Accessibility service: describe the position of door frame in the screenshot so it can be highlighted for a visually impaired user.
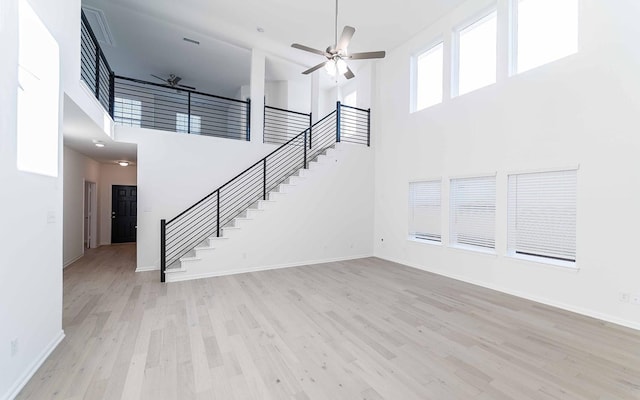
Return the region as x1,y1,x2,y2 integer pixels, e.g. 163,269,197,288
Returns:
83,180,98,249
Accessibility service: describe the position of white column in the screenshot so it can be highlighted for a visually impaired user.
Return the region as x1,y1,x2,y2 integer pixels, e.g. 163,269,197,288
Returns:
310,72,320,123
249,49,265,143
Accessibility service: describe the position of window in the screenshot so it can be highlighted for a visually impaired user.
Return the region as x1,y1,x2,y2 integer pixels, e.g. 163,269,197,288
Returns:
17,0,60,177
114,98,142,127
176,113,201,134
455,10,497,96
507,169,577,266
450,176,496,250
409,181,441,242
414,42,443,111
515,0,578,74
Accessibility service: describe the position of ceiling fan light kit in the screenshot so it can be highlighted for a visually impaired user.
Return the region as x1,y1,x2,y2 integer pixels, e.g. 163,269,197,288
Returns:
291,0,386,80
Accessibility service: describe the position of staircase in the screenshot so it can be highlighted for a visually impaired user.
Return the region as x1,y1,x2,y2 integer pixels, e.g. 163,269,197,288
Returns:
160,102,371,282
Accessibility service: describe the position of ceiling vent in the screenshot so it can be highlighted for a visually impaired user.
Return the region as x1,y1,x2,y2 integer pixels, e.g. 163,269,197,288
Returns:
82,6,115,46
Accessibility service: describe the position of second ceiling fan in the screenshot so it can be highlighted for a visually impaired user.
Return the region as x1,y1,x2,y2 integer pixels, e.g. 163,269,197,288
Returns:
291,0,386,79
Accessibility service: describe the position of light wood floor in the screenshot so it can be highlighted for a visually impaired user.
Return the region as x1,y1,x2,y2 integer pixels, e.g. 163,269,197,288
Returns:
17,244,640,399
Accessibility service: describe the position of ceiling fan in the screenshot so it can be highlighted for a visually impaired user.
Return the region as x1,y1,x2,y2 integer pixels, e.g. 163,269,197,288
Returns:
150,73,196,90
291,0,385,79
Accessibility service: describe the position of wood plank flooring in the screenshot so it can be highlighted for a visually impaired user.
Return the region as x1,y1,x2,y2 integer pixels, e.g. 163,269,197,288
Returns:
17,244,640,399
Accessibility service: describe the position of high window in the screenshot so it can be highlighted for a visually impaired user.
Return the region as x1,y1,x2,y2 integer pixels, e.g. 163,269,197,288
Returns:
414,42,444,111
515,0,579,74
507,169,577,266
455,10,497,96
450,176,496,250
409,181,442,242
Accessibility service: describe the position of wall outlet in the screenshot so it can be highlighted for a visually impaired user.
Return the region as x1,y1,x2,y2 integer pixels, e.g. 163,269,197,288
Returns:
631,293,640,305
11,339,18,357
619,292,630,303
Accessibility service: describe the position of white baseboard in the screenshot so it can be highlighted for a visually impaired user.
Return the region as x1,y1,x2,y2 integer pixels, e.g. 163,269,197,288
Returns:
166,254,374,283
378,255,640,332
63,254,83,268
2,330,65,400
135,265,158,272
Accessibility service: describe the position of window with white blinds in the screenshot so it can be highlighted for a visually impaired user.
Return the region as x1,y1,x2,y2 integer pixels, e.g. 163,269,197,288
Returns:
508,169,577,265
409,181,441,242
450,176,496,249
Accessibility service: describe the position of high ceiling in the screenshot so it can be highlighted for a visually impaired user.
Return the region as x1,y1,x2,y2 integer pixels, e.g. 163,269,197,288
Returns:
82,0,467,96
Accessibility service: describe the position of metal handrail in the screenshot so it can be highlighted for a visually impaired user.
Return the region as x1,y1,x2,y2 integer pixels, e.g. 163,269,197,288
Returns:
160,103,372,282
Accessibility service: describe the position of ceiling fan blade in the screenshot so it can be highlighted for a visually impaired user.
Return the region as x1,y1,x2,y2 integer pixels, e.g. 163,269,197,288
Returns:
337,26,355,51
172,76,182,85
348,51,386,60
292,43,328,57
150,74,167,82
302,61,327,75
343,65,355,80
178,84,196,90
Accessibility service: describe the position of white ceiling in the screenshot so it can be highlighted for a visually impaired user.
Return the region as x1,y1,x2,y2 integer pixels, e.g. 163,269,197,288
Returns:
81,0,467,95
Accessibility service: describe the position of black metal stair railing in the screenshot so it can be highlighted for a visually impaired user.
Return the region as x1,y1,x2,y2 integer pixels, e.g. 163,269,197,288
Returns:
160,102,371,282
113,76,250,141
264,105,312,145
81,11,114,114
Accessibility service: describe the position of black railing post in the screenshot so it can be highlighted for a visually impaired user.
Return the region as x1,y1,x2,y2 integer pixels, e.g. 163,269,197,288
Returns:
187,92,191,134
160,219,166,283
367,108,371,147
303,129,308,169
336,101,341,143
263,159,267,200
309,112,313,149
246,98,251,141
109,72,115,118
94,49,101,99
216,191,220,237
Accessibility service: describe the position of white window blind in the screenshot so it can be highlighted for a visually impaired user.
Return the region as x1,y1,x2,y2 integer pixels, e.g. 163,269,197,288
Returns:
176,113,201,134
508,170,577,263
450,176,496,249
409,181,441,242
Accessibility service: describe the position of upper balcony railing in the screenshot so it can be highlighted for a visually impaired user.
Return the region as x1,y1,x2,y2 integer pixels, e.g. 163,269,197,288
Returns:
80,11,250,141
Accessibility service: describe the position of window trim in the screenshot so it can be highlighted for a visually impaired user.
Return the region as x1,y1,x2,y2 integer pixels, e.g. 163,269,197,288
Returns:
448,174,497,252
506,167,578,269
452,6,498,98
411,38,444,113
408,179,442,243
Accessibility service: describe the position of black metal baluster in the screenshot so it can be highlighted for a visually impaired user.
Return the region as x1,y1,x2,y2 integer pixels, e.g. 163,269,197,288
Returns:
263,159,267,200
160,219,166,283
216,191,220,237
187,92,191,134
109,72,115,118
304,129,308,169
309,112,313,149
367,108,371,147
336,101,341,143
246,98,251,141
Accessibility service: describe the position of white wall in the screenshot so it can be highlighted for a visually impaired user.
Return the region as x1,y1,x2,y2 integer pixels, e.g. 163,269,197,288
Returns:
170,144,375,281
373,0,640,329
97,163,137,246
62,147,100,266
0,0,65,398
116,127,278,270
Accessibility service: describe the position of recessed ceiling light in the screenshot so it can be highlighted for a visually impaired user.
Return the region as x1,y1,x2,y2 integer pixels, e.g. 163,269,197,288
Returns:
94,141,105,148
118,161,129,167
256,27,265,33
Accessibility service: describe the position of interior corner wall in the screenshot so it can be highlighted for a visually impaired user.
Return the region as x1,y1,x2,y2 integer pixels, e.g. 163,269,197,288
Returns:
98,163,137,246
373,0,640,330
63,146,100,267
115,127,278,271
0,0,64,398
